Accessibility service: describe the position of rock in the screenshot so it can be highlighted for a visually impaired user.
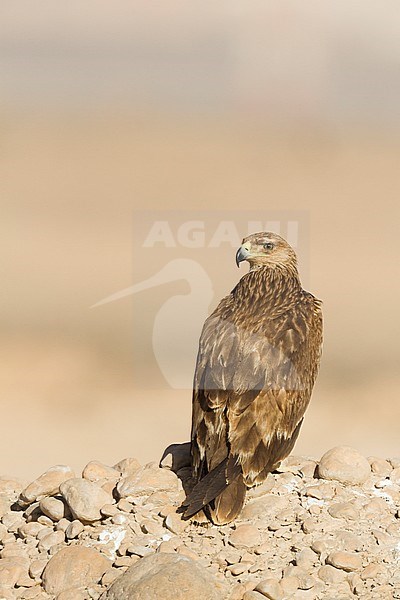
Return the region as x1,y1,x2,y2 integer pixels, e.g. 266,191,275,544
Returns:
42,546,111,595
39,496,68,521
0,585,17,600
117,465,180,499
369,457,393,477
101,552,219,599
113,458,141,477
64,519,84,540
326,551,363,572
0,558,23,586
305,483,335,500
328,502,358,520
318,447,370,485
280,576,299,595
60,478,112,522
82,461,120,482
160,443,191,472
17,521,45,539
100,504,118,518
117,499,133,513
2,512,24,532
102,568,121,586
360,563,385,580
0,477,25,496
29,559,47,579
227,562,252,576
0,496,10,519
295,548,317,569
230,525,261,549
254,578,284,599
37,529,65,552
165,512,188,535
20,466,75,504
241,495,287,520
318,565,346,584
56,587,87,600
390,467,400,485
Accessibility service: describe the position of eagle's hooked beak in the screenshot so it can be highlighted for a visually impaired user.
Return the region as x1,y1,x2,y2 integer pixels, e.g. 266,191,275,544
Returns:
236,244,251,267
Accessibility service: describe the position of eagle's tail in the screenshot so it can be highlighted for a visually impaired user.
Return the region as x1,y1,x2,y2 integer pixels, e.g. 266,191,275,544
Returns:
179,455,246,525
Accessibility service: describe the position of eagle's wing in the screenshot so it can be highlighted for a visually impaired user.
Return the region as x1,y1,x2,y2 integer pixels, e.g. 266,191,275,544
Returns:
185,292,322,521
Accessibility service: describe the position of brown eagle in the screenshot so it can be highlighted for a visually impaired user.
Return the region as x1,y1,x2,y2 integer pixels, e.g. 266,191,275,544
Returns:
180,232,323,525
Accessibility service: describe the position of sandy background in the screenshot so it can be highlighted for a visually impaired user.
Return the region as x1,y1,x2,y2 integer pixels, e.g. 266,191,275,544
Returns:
1,2,399,479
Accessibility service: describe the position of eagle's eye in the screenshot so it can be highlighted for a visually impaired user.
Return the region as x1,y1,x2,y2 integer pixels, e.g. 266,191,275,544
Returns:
263,242,274,250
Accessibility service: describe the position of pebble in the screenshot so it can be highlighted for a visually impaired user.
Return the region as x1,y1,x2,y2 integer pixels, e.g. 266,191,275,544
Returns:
240,495,287,520
369,457,393,477
55,518,71,532
227,562,252,576
0,559,23,587
60,478,112,522
326,551,363,572
280,576,299,595
164,512,188,535
318,446,371,484
328,502,358,520
117,499,133,513
113,458,141,477
390,467,400,485
37,530,65,552
65,519,84,539
229,525,261,548
318,564,347,583
18,522,45,539
82,461,120,482
29,559,47,579
39,496,68,521
254,578,284,599
360,563,385,580
116,465,180,499
100,504,119,518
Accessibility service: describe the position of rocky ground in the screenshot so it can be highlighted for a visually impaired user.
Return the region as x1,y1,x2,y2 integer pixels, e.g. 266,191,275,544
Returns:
1,445,400,599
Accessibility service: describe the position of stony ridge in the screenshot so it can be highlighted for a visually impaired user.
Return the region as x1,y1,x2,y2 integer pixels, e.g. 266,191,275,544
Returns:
1,446,400,599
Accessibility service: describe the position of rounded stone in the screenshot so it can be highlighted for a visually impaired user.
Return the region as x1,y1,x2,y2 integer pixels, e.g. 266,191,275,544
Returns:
20,466,75,504
326,551,363,572
60,478,112,523
229,525,261,549
42,546,111,595
254,578,284,599
318,447,371,485
101,552,219,600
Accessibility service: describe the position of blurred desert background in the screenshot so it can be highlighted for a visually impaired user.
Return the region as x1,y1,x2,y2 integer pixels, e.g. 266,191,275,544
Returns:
1,1,399,480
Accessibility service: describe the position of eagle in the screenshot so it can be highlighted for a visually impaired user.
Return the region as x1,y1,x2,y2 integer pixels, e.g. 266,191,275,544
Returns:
180,232,323,525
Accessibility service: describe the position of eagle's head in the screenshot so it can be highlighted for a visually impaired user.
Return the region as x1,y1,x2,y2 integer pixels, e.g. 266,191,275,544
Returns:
236,232,298,271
